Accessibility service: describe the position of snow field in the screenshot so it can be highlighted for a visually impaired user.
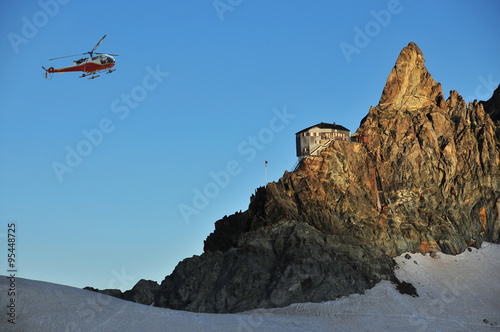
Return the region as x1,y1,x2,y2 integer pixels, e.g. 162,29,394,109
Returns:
1,243,499,331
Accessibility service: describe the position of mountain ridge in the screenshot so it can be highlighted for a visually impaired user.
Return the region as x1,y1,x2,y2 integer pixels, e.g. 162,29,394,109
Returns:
87,42,500,313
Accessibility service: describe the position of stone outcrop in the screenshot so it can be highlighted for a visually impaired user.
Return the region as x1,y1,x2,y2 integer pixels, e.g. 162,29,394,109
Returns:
481,84,500,152
89,42,500,313
85,279,160,305
378,42,445,111
156,220,393,312
482,84,500,122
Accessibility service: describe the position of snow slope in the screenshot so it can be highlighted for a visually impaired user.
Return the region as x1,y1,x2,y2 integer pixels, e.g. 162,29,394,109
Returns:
1,243,499,332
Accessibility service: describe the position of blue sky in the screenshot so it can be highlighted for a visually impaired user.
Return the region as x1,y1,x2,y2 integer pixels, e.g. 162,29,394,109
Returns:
1,1,499,291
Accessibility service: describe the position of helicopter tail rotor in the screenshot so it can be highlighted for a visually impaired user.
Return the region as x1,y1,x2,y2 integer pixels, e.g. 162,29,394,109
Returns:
42,66,54,80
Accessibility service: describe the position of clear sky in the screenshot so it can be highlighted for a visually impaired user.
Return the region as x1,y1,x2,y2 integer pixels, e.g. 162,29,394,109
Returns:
1,1,499,291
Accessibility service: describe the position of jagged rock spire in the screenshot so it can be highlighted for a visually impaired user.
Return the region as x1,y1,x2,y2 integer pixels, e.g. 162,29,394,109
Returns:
379,42,445,110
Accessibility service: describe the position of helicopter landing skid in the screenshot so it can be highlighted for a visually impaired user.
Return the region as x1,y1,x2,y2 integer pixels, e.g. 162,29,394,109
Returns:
79,69,113,79
79,73,99,79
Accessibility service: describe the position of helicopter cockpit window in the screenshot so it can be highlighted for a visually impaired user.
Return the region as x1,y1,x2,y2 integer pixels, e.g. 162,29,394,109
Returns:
97,55,114,64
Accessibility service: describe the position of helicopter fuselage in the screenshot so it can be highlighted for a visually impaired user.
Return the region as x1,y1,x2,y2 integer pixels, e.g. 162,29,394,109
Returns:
46,54,115,74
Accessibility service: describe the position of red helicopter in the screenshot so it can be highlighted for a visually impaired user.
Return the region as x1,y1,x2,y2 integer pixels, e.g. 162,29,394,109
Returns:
42,35,118,80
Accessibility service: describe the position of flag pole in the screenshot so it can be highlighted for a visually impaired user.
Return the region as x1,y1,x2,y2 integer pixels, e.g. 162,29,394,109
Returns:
265,161,268,185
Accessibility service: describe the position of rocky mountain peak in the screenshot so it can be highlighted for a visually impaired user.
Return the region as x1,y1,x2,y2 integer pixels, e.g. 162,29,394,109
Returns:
89,43,500,314
379,42,445,110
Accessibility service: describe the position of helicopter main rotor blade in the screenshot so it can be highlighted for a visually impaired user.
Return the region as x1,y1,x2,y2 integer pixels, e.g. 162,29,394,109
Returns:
95,52,119,56
47,35,110,61
48,53,87,61
92,35,107,53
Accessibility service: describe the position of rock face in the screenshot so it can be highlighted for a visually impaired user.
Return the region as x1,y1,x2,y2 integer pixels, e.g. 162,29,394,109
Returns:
481,84,500,151
482,84,500,122
156,220,394,312
378,42,445,111
92,42,500,313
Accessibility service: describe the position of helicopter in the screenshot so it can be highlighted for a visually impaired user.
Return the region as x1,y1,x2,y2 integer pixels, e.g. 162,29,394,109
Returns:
42,35,118,80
